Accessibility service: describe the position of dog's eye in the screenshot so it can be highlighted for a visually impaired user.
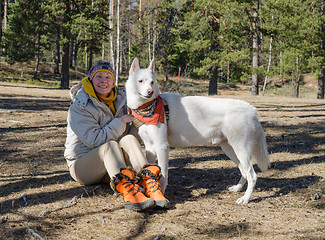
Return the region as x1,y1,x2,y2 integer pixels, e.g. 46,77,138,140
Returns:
151,81,154,85
138,80,143,83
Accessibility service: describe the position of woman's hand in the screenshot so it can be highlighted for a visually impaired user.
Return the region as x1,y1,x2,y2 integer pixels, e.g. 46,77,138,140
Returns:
120,114,135,123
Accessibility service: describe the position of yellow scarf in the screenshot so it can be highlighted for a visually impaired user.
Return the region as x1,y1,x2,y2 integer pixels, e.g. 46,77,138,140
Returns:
81,77,117,114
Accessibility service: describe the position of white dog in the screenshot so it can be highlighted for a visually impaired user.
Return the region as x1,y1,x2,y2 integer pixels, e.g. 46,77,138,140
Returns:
125,58,270,204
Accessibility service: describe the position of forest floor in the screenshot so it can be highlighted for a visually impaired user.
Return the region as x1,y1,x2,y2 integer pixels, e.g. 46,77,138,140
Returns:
0,69,324,239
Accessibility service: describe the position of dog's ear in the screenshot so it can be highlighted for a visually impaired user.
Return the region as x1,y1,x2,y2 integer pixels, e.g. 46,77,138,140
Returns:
129,58,140,76
148,58,155,72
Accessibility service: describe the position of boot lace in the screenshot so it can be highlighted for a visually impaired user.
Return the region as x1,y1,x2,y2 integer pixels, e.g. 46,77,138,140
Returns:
145,177,161,194
123,178,142,196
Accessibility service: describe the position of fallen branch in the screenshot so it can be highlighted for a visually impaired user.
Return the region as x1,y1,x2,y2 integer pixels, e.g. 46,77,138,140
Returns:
38,186,100,217
38,196,78,217
26,227,45,240
21,194,28,206
154,227,166,240
0,109,33,113
95,215,105,224
0,118,27,124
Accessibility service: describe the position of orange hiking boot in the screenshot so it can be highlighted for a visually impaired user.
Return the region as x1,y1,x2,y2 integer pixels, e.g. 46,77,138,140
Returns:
139,164,171,208
110,168,155,211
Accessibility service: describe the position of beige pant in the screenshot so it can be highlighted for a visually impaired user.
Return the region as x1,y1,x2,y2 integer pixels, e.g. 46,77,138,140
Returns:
69,134,147,185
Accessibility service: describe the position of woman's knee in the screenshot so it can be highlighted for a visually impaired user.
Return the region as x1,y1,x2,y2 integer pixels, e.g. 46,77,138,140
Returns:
69,163,97,185
99,140,120,156
119,134,140,147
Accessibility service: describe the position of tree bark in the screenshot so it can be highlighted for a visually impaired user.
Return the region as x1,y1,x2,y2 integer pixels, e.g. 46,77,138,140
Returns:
4,0,7,30
102,34,105,60
89,50,93,70
54,26,60,74
318,69,325,99
208,66,218,95
115,0,120,86
84,43,88,71
34,53,40,79
251,0,259,95
207,13,220,95
33,34,41,79
74,32,80,71
61,41,70,89
0,0,2,50
148,22,151,62
69,37,74,68
60,0,70,89
263,36,272,95
109,0,114,66
317,0,325,99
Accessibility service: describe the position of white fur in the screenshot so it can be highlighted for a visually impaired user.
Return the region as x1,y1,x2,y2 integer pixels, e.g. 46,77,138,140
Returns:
126,58,270,205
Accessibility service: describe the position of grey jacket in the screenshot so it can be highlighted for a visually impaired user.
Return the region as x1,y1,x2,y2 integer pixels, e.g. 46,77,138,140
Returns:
64,82,130,166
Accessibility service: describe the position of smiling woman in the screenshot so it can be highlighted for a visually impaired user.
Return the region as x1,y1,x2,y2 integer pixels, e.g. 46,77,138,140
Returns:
64,60,170,211
92,71,114,98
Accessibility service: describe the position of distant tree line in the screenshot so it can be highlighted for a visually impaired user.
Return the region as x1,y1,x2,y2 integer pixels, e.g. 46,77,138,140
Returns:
0,0,324,98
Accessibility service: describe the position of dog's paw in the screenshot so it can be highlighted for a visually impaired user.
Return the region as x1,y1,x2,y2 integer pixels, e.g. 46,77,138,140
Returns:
228,185,243,192
235,196,249,205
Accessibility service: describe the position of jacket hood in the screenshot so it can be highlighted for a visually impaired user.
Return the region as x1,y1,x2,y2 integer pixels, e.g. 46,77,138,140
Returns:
69,81,126,114
69,81,83,100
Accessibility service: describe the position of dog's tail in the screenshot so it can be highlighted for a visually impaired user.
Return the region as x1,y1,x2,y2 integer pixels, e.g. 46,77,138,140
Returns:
253,123,270,172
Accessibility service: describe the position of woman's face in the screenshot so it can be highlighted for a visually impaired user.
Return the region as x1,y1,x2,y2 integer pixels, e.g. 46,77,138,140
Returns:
92,71,114,97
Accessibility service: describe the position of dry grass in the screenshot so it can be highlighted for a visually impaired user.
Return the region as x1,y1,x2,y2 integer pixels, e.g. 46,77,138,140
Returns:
0,77,324,240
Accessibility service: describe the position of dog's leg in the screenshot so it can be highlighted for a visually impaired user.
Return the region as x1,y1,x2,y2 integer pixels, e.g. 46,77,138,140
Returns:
236,165,256,204
156,143,169,193
228,176,247,192
220,142,247,192
233,149,257,205
145,148,157,164
221,142,257,204
138,128,157,164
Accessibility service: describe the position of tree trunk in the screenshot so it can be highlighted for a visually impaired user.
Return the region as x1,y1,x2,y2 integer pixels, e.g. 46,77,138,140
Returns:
34,53,40,79
61,42,70,89
0,0,2,54
263,36,272,95
227,61,230,84
74,33,79,71
119,46,122,74
89,50,93,70
153,25,156,62
33,35,41,79
251,0,259,95
139,0,142,21
317,0,325,99
293,56,301,98
84,43,88,71
208,66,218,95
148,21,151,62
1,0,8,61
109,0,114,66
54,27,60,74
115,0,120,86
280,52,284,86
128,38,131,66
60,0,70,89
69,37,74,68
102,34,105,60
4,0,7,30
318,69,325,99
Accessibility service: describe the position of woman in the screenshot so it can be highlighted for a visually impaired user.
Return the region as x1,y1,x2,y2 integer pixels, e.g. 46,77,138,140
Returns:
64,60,170,211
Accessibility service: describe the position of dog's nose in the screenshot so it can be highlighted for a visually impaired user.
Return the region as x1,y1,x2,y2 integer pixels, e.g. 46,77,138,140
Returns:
147,89,153,95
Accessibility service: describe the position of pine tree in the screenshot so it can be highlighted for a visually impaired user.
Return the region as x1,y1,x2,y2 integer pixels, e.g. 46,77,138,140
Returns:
2,0,53,78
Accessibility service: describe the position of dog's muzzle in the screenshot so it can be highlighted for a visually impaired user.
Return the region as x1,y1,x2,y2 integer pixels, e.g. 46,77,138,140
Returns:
139,92,154,99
